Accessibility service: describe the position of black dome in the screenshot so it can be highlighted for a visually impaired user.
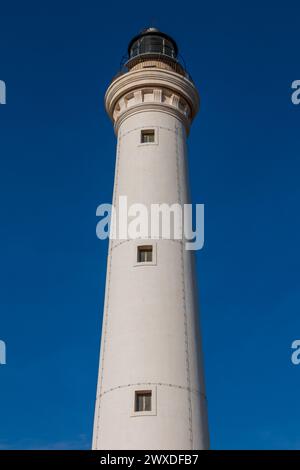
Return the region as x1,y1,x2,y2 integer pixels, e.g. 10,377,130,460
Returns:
127,28,178,60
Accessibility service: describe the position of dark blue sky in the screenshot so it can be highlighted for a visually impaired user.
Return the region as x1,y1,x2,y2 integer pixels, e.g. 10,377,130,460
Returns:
0,0,299,450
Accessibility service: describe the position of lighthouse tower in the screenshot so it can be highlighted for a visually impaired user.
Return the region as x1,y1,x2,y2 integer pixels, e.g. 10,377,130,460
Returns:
92,28,209,450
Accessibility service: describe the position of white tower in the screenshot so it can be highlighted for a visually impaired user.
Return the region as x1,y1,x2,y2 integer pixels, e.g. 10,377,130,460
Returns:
93,28,209,450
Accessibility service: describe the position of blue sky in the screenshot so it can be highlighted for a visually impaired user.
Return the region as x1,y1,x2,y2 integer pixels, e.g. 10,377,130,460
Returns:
0,0,299,450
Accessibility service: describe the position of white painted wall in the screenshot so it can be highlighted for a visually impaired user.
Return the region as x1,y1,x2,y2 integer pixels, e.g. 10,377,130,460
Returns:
93,69,209,450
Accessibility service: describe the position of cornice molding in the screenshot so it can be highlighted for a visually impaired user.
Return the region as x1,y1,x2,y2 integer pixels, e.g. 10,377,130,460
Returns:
105,68,200,133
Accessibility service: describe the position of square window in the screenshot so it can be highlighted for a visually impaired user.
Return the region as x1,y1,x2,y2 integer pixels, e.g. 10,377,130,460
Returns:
141,129,155,143
135,391,152,412
137,245,153,263
130,385,157,417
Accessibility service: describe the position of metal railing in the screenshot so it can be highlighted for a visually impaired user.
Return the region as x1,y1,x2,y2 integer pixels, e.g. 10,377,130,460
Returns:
111,53,193,83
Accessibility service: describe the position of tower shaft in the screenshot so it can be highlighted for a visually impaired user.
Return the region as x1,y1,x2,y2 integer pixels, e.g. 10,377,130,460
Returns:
93,29,209,450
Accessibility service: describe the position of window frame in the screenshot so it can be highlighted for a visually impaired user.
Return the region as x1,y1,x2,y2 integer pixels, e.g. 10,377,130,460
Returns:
135,390,152,413
137,245,153,263
134,241,157,267
131,385,157,417
138,127,159,147
141,129,155,144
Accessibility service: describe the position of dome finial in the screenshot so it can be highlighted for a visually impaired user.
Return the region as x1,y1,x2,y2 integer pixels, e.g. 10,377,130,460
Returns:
143,26,160,33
